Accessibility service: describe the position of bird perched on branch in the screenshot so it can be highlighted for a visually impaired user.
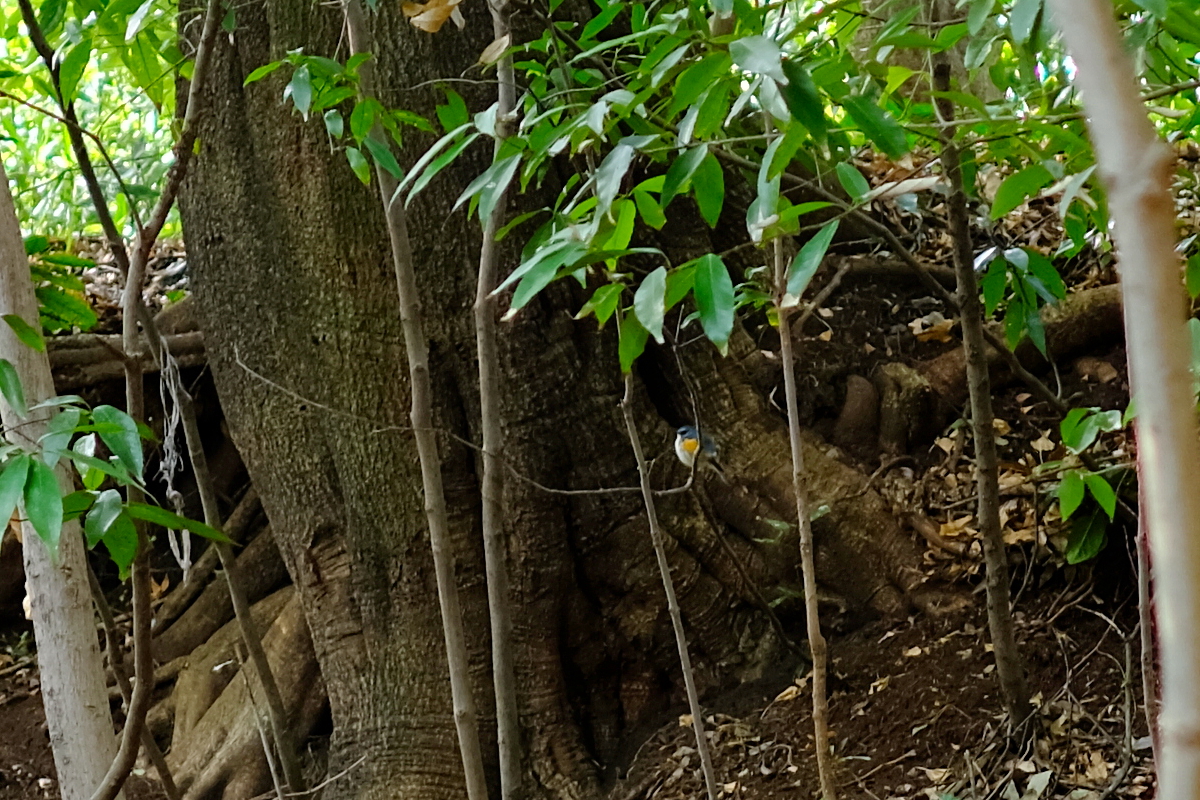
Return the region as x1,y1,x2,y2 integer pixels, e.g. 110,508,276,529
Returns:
675,425,722,475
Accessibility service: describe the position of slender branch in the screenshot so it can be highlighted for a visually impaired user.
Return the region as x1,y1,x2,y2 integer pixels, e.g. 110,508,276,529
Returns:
342,3,489,797
85,564,181,800
619,371,719,800
774,240,837,800
176,380,305,791
475,0,522,795
932,47,1032,730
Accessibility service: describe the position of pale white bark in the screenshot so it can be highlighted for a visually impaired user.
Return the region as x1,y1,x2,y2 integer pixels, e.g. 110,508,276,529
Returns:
1047,2,1200,797
0,161,120,799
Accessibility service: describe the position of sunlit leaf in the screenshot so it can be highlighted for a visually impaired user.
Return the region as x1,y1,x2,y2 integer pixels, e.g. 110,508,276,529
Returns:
633,266,668,344
2,316,44,353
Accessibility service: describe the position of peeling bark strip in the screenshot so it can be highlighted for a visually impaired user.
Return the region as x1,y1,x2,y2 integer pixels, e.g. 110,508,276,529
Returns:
1048,0,1200,795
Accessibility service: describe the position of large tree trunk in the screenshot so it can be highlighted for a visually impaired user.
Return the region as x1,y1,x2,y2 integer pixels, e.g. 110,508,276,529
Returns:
177,2,940,798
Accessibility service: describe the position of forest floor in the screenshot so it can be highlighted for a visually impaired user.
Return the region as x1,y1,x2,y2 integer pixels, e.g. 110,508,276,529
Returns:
0,574,1151,800
617,582,1153,800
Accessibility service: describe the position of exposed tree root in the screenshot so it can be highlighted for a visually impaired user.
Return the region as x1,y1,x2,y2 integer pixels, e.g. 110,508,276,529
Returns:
153,527,287,662
920,284,1123,407
164,586,324,800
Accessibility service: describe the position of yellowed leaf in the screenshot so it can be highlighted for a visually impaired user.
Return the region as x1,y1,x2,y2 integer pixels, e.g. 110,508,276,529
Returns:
478,33,511,65
773,684,800,703
402,0,464,33
817,329,833,341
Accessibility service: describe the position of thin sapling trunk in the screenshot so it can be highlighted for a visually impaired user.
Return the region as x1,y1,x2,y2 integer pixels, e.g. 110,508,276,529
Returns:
932,55,1032,730
1048,1,1200,795
342,2,489,797
474,0,523,795
773,240,837,800
619,372,718,800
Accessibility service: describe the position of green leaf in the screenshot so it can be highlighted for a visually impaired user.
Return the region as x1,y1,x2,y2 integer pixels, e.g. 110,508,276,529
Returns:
71,434,105,491
633,190,667,229
24,459,63,555
694,254,734,354
102,513,139,579
2,316,44,352
287,64,313,119
92,405,143,478
990,164,1053,218
618,312,649,374
981,257,1007,315
662,145,708,207
665,265,696,310
324,109,344,139
1060,407,1103,454
1065,509,1107,564
59,38,92,106
41,407,81,469
401,127,477,204
780,60,826,144
594,141,637,216
436,88,470,132
633,266,668,344
669,53,733,116
835,162,870,202
459,154,520,222
968,0,993,35
244,60,284,85
125,502,231,543
23,236,50,256
575,284,623,326
350,98,379,142
1186,254,1200,300
36,287,98,331
62,490,94,521
477,154,520,224
692,154,725,227
730,35,785,83
84,489,123,548
1009,0,1043,45
841,95,908,158
346,147,371,184
1084,473,1117,520
1132,0,1166,16
787,220,839,298
1058,469,1085,520
0,359,27,419
125,0,155,40
363,138,403,181
0,457,30,535
508,243,590,311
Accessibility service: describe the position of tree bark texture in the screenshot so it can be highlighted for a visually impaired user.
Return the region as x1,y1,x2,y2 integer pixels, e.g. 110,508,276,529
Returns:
177,2,948,797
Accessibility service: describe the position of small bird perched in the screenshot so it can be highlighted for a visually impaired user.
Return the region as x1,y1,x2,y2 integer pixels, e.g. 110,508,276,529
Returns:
675,425,719,470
